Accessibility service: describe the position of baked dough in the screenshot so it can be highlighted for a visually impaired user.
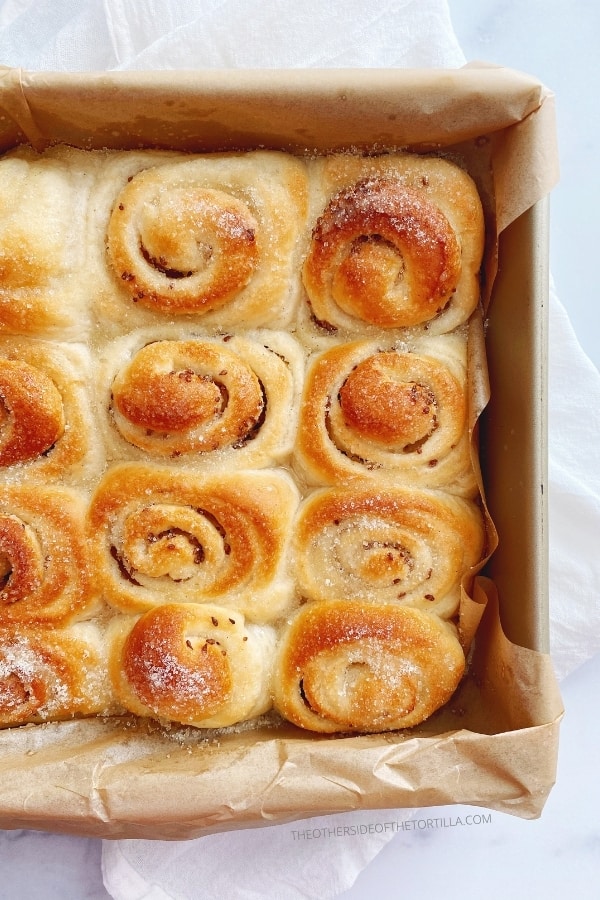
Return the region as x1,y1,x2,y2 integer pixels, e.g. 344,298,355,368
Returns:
0,622,113,727
293,485,486,619
0,144,487,734
91,150,309,336
108,603,275,728
0,337,100,486
87,463,299,623
293,331,477,496
0,483,98,627
98,326,304,471
273,599,465,733
0,145,97,340
300,152,484,345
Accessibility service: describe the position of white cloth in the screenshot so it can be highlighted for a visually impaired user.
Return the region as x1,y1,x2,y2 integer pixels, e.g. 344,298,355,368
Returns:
102,809,415,900
548,281,600,679
1,1,599,897
0,0,465,69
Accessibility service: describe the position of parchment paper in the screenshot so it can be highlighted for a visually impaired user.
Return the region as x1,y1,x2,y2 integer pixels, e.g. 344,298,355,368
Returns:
0,63,563,837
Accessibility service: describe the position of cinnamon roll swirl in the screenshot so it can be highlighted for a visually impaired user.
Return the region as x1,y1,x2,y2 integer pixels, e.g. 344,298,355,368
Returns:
88,464,298,623
301,152,484,341
293,486,485,619
108,603,275,728
0,621,113,727
0,484,97,627
273,600,465,733
293,333,477,496
98,151,308,333
0,145,96,340
0,338,99,485
101,327,304,470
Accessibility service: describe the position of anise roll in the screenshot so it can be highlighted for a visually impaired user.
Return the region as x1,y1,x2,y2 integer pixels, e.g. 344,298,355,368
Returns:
0,622,113,727
293,485,485,619
100,327,303,470
300,152,484,343
0,145,97,340
95,150,308,334
108,603,275,728
273,600,465,734
0,337,100,485
88,464,298,623
293,333,477,496
0,484,97,627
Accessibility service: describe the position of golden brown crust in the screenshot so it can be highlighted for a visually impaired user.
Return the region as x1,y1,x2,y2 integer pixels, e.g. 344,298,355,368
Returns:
293,485,486,619
87,464,299,622
93,150,309,335
0,338,100,486
293,332,477,496
107,179,260,315
0,359,64,467
0,622,113,727
273,600,465,733
304,177,462,328
99,327,304,470
0,145,487,734
108,603,275,728
0,484,98,627
300,152,484,343
0,145,97,340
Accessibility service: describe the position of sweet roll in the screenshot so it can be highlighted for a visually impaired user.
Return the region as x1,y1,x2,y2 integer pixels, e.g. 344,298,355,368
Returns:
100,326,304,469
0,145,97,340
108,603,274,728
0,621,113,727
293,485,485,619
0,483,97,627
88,464,298,622
273,599,465,733
293,333,477,496
94,150,308,334
0,337,100,486
300,152,484,343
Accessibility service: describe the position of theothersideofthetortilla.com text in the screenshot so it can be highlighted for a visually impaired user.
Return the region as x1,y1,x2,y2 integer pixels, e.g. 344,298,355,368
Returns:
291,814,492,840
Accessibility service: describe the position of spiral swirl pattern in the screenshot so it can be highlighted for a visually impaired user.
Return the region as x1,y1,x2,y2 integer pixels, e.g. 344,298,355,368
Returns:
0,338,99,486
0,485,95,626
108,177,259,315
109,603,275,728
273,600,465,733
301,152,484,340
106,330,303,468
88,464,298,622
304,177,461,329
104,152,309,328
294,334,476,496
293,486,485,619
0,359,64,468
0,623,111,727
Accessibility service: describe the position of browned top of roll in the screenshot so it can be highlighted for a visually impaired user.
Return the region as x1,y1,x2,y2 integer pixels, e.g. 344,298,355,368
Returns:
0,623,111,726
273,600,465,733
0,484,96,626
0,358,65,468
110,339,264,455
303,177,462,329
107,174,260,316
87,463,298,622
109,603,275,728
118,604,233,723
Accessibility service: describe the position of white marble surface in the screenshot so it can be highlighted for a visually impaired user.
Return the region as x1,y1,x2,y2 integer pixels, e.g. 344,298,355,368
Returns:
450,0,600,373
1,2,599,897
